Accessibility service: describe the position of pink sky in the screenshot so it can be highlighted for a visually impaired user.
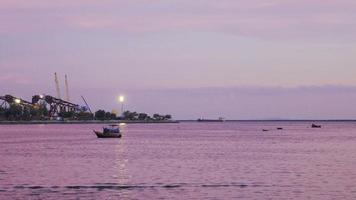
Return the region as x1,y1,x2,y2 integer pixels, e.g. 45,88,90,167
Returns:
1,0,356,119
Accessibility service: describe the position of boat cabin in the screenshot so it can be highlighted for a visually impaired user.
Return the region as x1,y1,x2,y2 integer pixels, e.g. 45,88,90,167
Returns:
103,125,120,133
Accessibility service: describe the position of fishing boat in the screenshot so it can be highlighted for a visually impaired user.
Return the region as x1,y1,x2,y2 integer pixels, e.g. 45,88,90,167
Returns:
311,123,321,128
93,125,122,138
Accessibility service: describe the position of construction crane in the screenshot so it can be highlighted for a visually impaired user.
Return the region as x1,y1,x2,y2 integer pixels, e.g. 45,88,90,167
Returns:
54,72,61,99
0,95,34,109
32,95,79,117
65,74,70,102
81,96,93,114
0,96,6,108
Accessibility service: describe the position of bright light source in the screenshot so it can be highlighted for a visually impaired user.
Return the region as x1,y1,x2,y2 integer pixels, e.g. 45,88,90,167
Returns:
119,95,125,103
14,99,21,104
39,94,44,98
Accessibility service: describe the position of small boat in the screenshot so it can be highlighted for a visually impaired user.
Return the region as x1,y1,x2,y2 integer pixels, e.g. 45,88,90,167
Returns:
277,127,283,130
311,123,321,128
262,129,269,132
197,117,225,122
93,125,122,138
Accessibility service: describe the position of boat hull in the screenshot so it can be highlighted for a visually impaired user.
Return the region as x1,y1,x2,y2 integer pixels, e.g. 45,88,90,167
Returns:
197,119,224,122
311,124,322,128
94,131,122,138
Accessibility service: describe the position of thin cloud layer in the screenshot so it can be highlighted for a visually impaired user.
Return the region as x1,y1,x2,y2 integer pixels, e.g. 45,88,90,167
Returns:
0,73,33,85
1,0,356,40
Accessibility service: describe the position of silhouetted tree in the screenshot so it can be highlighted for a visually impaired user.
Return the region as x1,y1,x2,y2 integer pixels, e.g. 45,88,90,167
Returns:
6,105,22,121
153,113,162,120
22,107,31,121
138,113,148,120
123,111,139,120
110,113,117,120
95,110,106,120
30,103,49,120
75,111,94,120
105,112,112,120
164,115,172,120
0,107,6,120
58,111,75,119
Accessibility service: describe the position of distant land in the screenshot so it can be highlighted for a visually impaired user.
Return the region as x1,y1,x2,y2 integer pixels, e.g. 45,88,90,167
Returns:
0,120,179,125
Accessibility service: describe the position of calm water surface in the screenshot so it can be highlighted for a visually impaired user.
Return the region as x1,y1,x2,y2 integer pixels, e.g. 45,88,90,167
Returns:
1,121,356,199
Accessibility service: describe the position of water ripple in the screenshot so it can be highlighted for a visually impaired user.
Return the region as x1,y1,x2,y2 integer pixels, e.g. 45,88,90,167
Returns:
11,182,254,192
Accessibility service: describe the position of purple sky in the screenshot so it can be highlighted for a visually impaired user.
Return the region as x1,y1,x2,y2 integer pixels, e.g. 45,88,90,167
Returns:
1,0,356,119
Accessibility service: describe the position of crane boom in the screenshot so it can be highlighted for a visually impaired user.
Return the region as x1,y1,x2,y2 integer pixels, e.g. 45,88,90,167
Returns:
81,96,93,114
65,74,70,101
54,72,61,99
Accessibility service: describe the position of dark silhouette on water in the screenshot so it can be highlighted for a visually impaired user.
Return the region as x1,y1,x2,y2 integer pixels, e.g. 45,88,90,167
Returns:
197,117,225,122
93,125,122,138
311,124,321,128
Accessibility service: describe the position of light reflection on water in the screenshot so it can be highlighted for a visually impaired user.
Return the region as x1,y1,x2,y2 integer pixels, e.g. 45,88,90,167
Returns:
1,121,356,199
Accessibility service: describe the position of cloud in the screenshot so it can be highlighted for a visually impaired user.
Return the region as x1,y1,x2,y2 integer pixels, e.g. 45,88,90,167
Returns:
0,73,33,85
1,0,356,41
0,0,118,9
69,16,116,29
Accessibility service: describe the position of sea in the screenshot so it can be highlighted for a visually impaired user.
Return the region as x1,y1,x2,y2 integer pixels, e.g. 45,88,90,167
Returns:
1,121,356,199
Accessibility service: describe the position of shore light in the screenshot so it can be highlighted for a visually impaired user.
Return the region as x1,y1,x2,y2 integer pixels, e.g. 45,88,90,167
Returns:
118,95,125,116
14,99,21,104
119,95,125,103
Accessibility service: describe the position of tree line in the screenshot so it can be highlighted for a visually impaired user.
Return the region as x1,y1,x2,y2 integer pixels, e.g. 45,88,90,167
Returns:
0,104,93,121
0,104,49,121
93,110,172,121
0,104,172,121
119,110,172,121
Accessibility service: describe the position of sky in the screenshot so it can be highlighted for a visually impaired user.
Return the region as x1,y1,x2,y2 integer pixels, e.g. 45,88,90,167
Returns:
1,0,356,119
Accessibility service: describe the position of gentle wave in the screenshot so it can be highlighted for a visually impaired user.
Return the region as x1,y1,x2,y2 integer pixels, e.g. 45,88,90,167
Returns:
4,182,259,192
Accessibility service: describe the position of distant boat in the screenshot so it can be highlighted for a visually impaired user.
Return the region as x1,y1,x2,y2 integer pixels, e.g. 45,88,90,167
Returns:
197,117,225,122
277,127,283,130
93,125,122,138
311,123,321,128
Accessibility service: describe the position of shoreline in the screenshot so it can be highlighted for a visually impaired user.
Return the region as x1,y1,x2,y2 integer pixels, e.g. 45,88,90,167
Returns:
179,119,356,122
1,119,356,125
0,120,179,125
